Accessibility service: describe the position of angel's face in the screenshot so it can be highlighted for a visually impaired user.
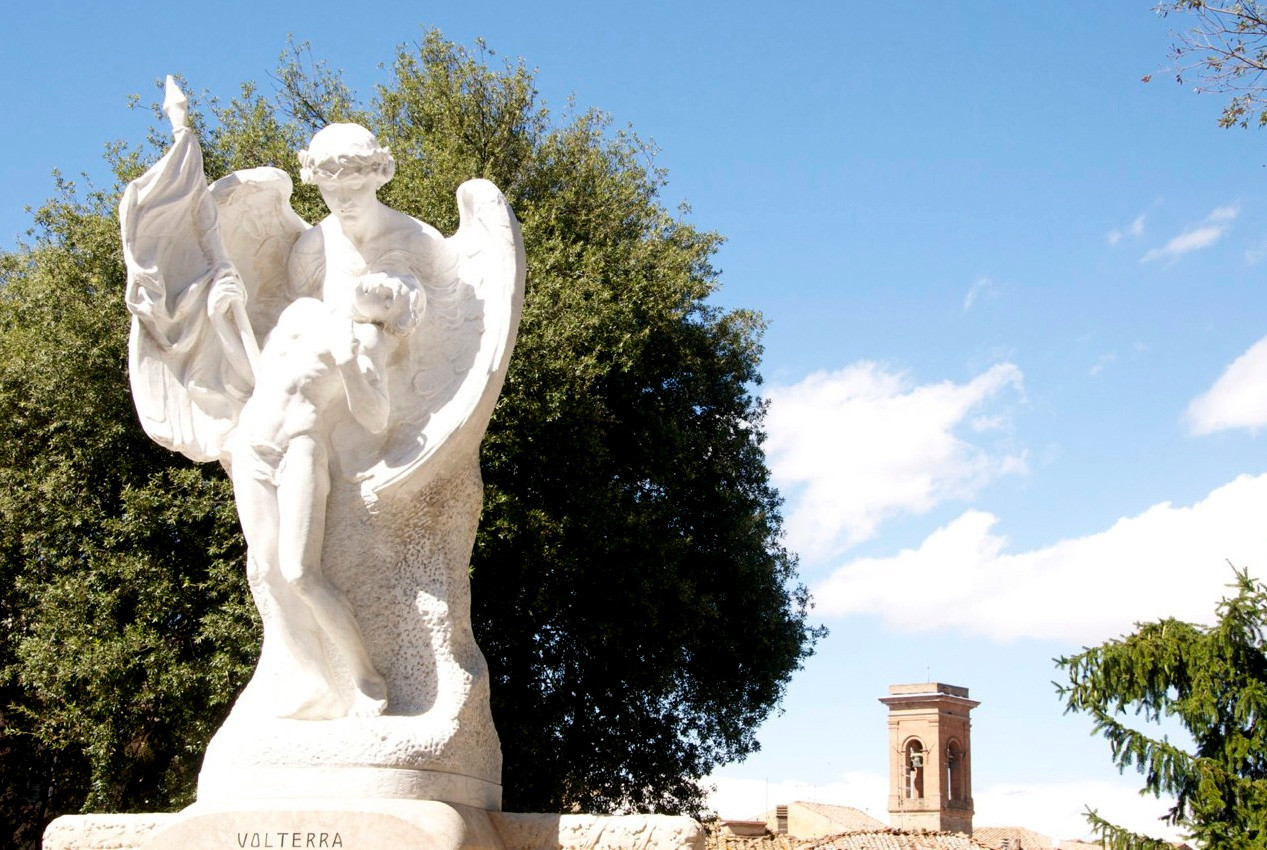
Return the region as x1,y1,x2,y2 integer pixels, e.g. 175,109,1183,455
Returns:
318,174,378,225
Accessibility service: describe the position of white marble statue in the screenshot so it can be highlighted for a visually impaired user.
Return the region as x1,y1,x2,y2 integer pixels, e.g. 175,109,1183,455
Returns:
120,77,524,808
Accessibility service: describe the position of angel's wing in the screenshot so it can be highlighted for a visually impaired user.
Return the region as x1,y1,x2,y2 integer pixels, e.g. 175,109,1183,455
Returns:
120,87,252,463
355,178,526,502
209,167,311,344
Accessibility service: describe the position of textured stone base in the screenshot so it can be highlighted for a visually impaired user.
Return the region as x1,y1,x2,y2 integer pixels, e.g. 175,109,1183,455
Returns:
42,813,174,850
43,804,704,850
196,764,502,811
491,813,703,850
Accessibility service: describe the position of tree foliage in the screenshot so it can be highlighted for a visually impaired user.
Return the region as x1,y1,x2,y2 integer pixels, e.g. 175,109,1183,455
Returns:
0,174,258,849
1158,1,1267,128
1057,568,1267,849
0,30,820,844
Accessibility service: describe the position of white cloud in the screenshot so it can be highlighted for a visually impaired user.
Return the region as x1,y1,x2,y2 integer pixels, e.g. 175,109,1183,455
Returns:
765,363,1026,561
975,781,1183,845
1141,204,1239,263
706,773,888,821
963,276,996,311
1141,225,1224,261
1106,213,1146,246
1244,239,1267,265
1186,335,1267,434
707,774,1182,844
812,474,1267,643
1208,204,1240,222
1088,352,1116,377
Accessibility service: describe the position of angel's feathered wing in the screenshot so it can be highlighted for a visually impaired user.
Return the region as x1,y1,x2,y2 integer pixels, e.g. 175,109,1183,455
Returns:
356,178,526,502
209,167,311,344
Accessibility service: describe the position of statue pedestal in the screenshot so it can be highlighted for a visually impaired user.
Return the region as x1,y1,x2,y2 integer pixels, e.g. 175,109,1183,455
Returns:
43,805,705,850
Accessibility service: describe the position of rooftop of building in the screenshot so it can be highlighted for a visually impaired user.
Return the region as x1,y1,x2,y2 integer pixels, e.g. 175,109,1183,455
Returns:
972,826,1058,850
760,801,888,834
706,822,994,850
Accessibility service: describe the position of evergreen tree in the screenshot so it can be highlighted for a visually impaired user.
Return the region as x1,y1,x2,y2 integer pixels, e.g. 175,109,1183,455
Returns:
1057,568,1267,849
0,31,820,844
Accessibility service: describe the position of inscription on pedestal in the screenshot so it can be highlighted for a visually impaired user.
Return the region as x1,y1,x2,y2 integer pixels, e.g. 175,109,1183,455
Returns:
139,805,494,850
234,832,344,848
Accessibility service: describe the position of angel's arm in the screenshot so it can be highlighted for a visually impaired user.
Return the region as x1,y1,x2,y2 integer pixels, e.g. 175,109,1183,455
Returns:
206,271,256,383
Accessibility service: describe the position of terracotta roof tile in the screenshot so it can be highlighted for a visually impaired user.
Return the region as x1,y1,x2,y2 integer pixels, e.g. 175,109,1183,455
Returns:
795,802,888,833
804,829,992,850
972,826,1054,850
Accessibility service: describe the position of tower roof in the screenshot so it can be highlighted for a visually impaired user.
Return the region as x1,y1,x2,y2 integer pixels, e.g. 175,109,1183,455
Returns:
888,683,970,698
879,683,980,710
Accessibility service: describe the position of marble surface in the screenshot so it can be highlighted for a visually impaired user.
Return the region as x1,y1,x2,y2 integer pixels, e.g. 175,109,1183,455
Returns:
44,808,705,850
120,77,524,807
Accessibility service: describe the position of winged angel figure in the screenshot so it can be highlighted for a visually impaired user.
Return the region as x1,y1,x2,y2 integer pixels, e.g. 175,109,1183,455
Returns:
121,78,525,722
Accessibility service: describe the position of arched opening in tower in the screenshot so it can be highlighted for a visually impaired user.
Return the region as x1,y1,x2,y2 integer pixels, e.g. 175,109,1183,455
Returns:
904,739,925,799
946,739,966,802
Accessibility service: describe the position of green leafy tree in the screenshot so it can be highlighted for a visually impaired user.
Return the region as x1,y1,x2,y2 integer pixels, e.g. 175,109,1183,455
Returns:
0,173,259,850
1057,568,1267,849
1157,1,1267,128
0,30,820,844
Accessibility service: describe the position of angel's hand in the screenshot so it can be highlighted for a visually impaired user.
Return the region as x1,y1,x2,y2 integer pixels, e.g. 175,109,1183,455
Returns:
207,273,247,318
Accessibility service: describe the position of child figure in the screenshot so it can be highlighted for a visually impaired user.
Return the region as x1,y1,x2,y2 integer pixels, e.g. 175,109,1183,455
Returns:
231,271,424,718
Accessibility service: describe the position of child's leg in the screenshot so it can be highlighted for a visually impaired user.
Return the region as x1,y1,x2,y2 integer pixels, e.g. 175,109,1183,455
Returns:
276,433,388,716
232,446,341,718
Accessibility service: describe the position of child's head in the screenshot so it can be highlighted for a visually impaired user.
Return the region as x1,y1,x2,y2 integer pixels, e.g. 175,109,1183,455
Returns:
351,272,426,335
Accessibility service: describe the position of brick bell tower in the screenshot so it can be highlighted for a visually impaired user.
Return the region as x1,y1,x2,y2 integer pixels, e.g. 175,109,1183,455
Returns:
879,683,979,835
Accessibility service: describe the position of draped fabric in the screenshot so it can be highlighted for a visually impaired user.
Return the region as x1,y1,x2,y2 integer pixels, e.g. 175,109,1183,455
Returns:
120,126,252,463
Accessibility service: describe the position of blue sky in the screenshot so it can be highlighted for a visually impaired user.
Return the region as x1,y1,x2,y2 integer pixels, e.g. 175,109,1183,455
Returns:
5,2,1267,842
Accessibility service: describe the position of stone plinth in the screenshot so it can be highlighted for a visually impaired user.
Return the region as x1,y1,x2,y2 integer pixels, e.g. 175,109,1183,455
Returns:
42,813,174,850
491,813,704,850
43,806,705,850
